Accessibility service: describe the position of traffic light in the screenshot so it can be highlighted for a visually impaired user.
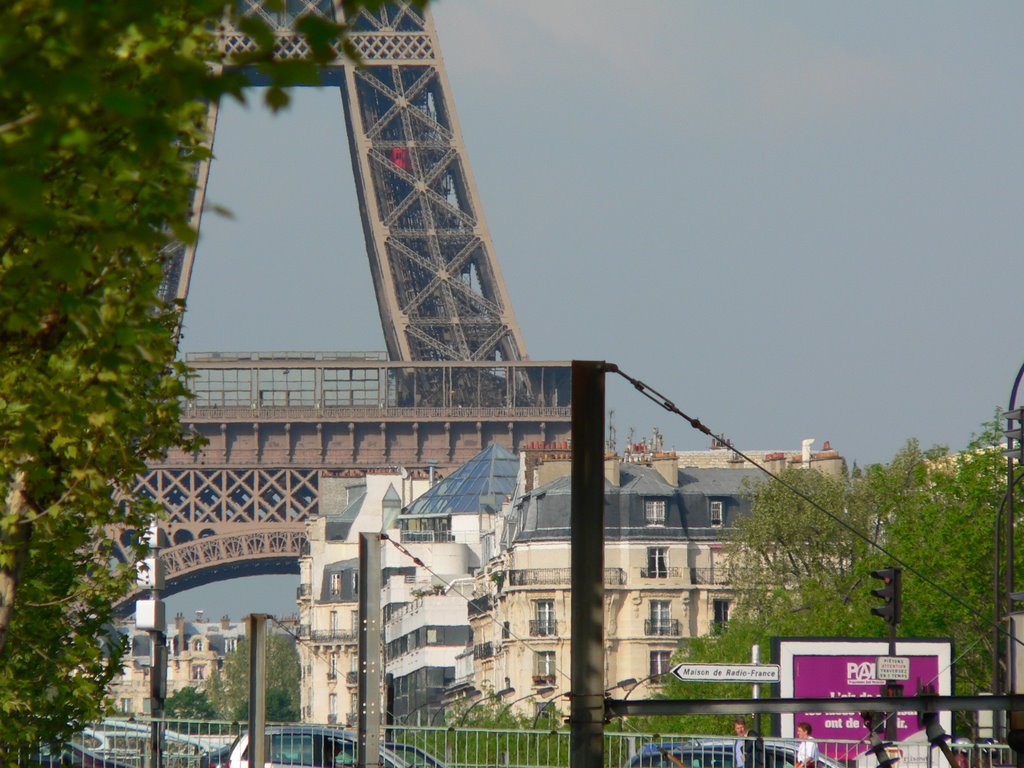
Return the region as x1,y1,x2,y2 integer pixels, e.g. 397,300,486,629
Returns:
1004,408,1024,463
870,567,902,626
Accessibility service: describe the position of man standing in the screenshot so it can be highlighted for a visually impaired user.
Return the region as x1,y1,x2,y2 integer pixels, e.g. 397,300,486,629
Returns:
734,718,764,768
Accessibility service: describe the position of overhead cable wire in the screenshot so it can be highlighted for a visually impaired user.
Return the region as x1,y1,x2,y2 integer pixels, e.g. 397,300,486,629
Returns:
610,363,1024,650
378,532,576,688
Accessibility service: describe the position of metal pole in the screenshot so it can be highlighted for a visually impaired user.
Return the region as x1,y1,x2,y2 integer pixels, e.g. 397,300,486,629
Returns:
1006,364,1022,695
570,360,606,768
752,645,761,735
358,533,383,768
998,359,1024,733
247,614,268,768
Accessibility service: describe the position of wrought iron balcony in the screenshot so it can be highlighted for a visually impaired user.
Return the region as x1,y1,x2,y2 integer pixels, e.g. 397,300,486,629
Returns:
297,583,312,598
306,629,356,644
640,566,681,579
468,595,493,618
326,672,337,681
690,567,730,586
529,620,558,637
644,619,681,637
474,641,494,660
346,671,358,685
508,567,625,587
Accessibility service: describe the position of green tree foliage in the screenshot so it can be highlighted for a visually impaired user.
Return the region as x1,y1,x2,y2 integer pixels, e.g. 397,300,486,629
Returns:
165,686,217,720
644,425,1022,737
0,0,415,756
205,635,301,722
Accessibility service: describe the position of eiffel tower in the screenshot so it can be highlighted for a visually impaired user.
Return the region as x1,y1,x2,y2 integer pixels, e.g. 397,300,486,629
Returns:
135,2,572,595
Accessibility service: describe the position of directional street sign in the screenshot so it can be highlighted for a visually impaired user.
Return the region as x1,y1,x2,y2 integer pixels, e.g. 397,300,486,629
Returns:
876,656,911,681
671,663,781,683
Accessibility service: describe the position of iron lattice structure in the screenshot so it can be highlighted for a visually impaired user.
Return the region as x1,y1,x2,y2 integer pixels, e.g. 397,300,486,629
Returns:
138,3,570,595
161,1,527,363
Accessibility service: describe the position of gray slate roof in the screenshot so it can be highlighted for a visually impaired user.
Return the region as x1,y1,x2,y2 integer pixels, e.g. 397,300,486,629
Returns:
503,464,762,545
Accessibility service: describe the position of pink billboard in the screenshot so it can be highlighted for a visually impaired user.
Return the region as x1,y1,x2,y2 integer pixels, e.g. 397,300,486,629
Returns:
775,638,953,758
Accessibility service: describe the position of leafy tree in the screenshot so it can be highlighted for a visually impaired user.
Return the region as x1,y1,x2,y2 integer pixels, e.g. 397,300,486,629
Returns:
165,686,217,720
644,427,1022,737
0,0,409,756
205,634,301,722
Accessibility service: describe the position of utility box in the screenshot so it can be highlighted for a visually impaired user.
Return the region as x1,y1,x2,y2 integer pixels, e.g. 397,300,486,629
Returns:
136,599,165,632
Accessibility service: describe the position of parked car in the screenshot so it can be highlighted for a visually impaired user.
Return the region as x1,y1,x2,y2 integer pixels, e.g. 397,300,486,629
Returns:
625,739,847,768
227,725,443,768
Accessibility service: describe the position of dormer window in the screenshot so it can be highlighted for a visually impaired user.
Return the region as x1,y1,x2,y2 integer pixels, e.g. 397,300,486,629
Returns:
710,500,723,527
330,572,341,595
644,498,666,526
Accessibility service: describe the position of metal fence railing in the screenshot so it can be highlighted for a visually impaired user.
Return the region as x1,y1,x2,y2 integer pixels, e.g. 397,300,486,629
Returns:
15,719,1018,768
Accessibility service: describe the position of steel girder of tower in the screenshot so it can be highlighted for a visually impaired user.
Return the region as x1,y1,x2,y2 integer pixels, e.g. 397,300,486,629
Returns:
162,1,528,364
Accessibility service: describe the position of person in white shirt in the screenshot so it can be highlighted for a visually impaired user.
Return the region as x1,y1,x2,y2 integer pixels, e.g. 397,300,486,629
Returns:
795,722,820,768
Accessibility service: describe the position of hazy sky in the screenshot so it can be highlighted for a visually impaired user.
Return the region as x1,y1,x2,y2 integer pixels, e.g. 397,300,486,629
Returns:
174,2,1023,619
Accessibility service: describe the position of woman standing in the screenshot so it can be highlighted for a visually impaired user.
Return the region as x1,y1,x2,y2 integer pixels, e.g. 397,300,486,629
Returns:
795,722,819,768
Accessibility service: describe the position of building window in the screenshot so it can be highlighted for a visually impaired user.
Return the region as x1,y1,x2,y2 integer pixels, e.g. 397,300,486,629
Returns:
713,599,730,631
192,665,206,681
192,639,203,652
329,653,338,679
534,651,556,682
427,627,439,644
330,573,342,595
531,600,556,636
351,610,359,632
710,500,723,527
119,698,133,714
644,498,667,525
650,650,672,677
646,600,678,636
644,547,668,578
330,610,338,631
329,693,337,716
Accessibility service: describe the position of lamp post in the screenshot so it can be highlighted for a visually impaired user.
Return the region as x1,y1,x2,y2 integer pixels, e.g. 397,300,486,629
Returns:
458,687,515,726
497,687,555,723
1000,360,1024,749
996,360,1024,713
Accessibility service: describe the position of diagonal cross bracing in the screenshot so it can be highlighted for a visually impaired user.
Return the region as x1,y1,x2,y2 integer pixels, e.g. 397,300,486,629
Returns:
162,2,527,364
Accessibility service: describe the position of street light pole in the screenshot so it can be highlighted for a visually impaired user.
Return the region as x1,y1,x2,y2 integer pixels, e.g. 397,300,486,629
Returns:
1001,360,1024,742
999,362,1024,716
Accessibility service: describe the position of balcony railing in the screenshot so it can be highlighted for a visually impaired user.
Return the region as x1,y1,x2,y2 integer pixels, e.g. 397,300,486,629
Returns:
640,566,681,579
508,568,625,587
468,595,493,618
298,628,356,644
346,671,358,685
645,619,681,637
532,674,556,687
400,530,455,544
297,584,312,598
690,567,730,585
326,672,337,681
474,641,494,660
528,620,558,637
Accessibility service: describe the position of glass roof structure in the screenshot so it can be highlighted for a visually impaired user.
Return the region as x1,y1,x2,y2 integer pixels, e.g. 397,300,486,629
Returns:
402,443,519,518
